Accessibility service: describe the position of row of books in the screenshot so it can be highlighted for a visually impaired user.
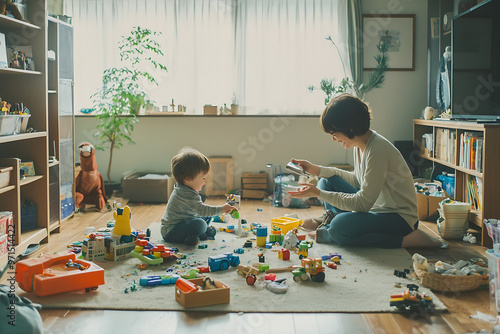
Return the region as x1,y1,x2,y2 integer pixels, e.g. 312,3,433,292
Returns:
466,174,483,211
459,132,483,172
435,128,456,165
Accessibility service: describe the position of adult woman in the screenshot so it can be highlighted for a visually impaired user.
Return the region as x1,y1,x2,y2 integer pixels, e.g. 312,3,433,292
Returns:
288,93,446,249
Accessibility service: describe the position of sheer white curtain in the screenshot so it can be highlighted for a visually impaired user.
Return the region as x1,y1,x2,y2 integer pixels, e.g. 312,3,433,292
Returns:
235,0,348,114
65,0,348,115
65,0,234,114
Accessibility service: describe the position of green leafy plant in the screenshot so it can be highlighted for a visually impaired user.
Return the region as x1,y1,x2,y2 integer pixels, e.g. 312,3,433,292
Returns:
92,26,167,183
309,36,389,103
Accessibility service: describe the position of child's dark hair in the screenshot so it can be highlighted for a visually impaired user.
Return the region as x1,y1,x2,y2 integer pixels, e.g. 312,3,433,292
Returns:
171,147,210,184
320,93,372,139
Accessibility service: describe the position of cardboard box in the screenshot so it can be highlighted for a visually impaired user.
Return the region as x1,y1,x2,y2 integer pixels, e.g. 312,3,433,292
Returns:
122,171,175,203
203,105,218,115
175,278,230,308
416,192,448,221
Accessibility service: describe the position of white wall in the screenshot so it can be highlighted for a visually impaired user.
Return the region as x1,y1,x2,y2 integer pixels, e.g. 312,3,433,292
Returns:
75,0,428,185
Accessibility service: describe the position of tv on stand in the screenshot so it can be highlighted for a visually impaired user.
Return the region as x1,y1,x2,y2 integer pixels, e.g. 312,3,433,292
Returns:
451,0,500,123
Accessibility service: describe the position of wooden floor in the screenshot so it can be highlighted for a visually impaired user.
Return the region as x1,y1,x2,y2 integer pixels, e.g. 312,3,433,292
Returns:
2,197,497,334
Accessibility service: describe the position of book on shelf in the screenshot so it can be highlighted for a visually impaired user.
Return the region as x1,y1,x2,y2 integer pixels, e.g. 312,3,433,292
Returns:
459,131,483,171
466,174,482,211
0,33,7,69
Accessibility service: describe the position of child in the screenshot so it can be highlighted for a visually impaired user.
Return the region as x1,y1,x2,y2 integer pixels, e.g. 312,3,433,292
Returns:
161,147,235,245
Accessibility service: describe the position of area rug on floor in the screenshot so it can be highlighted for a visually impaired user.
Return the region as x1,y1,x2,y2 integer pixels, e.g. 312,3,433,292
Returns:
18,222,446,313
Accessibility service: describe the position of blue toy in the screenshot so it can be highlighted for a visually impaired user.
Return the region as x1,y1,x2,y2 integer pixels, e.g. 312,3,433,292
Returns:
139,274,180,286
208,252,240,272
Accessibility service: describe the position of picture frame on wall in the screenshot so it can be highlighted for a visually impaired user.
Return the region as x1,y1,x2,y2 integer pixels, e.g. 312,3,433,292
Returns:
363,14,416,71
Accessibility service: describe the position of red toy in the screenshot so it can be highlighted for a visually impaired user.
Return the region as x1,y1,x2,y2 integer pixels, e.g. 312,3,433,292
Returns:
15,252,105,296
75,142,108,211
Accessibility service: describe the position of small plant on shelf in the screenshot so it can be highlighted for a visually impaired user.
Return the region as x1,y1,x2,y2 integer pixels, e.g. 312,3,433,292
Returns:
92,26,167,183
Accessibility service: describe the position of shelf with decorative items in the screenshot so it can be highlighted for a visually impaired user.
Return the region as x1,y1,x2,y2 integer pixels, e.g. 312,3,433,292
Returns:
413,119,500,247
0,0,56,267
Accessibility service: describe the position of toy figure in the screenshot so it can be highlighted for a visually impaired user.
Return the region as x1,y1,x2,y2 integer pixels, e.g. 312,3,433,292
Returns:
75,142,109,211
0,0,28,22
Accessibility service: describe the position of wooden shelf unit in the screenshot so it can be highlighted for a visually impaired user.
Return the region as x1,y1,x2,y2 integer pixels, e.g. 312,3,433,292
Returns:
0,1,74,267
413,119,500,247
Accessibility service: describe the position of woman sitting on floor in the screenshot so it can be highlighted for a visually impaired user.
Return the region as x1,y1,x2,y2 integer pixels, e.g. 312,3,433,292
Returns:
288,93,446,249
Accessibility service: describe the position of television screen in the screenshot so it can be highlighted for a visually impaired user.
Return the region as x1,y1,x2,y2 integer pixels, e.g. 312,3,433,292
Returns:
451,0,500,121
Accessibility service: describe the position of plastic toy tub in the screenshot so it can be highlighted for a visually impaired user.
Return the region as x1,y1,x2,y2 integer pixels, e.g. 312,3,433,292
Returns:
271,216,303,235
18,114,31,133
15,252,105,296
0,167,12,189
0,115,20,136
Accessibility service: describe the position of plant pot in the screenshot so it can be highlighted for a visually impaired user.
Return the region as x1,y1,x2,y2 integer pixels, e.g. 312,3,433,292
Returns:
231,104,238,115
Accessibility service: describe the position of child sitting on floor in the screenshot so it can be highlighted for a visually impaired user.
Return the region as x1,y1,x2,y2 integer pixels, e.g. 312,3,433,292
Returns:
160,147,235,245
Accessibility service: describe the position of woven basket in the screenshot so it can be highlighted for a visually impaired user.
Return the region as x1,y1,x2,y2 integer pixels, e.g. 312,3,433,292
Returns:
413,262,488,292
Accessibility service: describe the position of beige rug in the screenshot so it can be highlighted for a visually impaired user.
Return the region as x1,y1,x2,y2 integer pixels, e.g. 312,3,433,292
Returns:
17,222,446,313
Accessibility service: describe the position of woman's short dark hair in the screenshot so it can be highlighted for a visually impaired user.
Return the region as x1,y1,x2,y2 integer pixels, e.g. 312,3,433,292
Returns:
171,147,210,184
320,93,372,139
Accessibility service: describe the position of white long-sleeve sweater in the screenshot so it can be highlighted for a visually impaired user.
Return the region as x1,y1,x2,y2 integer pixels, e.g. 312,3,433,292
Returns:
318,131,418,228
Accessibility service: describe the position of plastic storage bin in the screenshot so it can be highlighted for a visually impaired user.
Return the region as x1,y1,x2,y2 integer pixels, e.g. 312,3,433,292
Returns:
436,173,455,199
21,199,37,232
436,201,470,240
0,115,20,136
61,197,74,220
487,249,500,313
0,166,12,188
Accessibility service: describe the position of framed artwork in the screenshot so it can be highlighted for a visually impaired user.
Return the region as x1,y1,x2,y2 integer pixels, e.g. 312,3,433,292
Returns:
363,14,415,71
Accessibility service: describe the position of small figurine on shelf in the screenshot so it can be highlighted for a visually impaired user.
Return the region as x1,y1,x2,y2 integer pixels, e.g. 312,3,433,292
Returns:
0,1,28,22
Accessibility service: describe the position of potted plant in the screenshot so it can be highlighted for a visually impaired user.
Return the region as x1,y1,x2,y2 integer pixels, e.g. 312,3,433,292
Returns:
92,26,167,186
309,36,389,103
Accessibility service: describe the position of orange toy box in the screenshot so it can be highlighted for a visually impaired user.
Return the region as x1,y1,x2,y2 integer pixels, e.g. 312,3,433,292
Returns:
16,252,105,297
175,277,230,309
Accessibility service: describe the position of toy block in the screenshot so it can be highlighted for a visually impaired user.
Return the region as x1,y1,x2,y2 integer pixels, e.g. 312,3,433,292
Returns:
161,251,171,258
198,244,208,249
296,234,306,241
258,263,269,272
243,240,253,248
256,236,267,247
265,242,273,249
134,246,143,252
137,239,147,247
198,266,210,273
234,248,245,254
264,273,276,281
256,226,268,237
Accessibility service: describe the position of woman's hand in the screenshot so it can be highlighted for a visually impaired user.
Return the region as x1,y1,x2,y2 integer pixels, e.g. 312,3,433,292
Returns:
222,203,236,213
291,158,321,176
287,183,320,198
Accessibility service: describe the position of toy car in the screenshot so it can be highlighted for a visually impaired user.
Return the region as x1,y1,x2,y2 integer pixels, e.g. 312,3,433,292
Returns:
208,252,240,272
292,258,325,282
390,288,434,311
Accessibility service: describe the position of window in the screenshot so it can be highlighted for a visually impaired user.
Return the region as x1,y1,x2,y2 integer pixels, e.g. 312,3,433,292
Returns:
66,0,348,115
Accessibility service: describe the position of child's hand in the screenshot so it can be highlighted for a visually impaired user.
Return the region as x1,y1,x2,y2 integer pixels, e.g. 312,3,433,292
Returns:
222,203,236,213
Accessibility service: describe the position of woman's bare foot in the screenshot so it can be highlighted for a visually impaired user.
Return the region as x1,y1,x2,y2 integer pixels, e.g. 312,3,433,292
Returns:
308,231,317,239
401,229,448,248
302,218,320,231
